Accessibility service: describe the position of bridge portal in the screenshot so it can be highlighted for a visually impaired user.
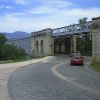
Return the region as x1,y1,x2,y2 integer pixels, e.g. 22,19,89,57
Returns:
54,37,71,54
53,21,92,56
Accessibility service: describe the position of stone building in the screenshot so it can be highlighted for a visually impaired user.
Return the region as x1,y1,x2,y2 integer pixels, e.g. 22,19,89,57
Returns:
31,28,54,56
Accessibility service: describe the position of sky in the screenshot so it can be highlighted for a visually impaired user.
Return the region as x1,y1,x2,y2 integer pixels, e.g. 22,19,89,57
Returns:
0,0,100,33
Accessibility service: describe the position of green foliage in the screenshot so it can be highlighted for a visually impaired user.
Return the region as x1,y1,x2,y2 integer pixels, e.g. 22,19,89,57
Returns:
0,35,25,61
77,17,92,56
14,47,25,59
0,33,25,60
0,44,25,60
79,17,88,29
79,17,87,24
76,37,85,51
76,34,92,56
91,62,100,72
0,33,7,46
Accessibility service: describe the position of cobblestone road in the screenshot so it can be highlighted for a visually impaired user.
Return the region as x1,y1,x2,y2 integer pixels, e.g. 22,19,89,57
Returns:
8,56,100,100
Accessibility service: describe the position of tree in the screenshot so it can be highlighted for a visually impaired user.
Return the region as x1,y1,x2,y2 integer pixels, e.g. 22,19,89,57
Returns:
79,17,87,29
0,33,7,46
77,17,92,56
0,33,25,60
0,44,25,60
79,17,87,24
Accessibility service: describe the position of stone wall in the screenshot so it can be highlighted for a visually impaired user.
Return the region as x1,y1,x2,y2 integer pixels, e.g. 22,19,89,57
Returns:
7,37,32,55
92,17,100,62
31,29,54,56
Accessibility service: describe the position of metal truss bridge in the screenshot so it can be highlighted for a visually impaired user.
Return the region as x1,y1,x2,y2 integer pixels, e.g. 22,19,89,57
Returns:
52,21,92,37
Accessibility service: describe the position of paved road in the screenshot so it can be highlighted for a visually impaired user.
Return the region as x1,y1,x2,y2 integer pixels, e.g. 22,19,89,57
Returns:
0,56,53,100
8,56,100,100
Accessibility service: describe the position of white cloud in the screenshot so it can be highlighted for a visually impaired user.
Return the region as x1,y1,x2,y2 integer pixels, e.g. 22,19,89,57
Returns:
28,7,50,14
15,0,30,5
27,0,75,14
0,5,13,9
0,7,100,32
6,6,13,9
61,8,100,18
28,6,56,14
44,0,74,9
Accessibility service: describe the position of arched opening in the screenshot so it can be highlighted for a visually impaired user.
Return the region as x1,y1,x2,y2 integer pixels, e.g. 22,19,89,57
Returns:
54,37,71,54
41,40,43,53
36,40,38,53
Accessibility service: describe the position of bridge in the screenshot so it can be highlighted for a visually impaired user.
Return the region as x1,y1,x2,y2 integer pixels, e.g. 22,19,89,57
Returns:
53,21,92,37
7,16,100,62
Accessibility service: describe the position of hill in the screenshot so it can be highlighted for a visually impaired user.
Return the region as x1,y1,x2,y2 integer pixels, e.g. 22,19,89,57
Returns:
3,31,31,40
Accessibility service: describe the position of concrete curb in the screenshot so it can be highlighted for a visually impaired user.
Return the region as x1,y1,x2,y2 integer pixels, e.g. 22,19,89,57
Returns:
88,66,100,72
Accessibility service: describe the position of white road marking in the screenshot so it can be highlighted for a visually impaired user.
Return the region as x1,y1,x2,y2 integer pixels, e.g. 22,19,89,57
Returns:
52,62,100,96
42,60,49,63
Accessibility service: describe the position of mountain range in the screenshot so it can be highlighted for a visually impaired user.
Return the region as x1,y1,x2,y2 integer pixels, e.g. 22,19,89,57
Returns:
3,31,31,40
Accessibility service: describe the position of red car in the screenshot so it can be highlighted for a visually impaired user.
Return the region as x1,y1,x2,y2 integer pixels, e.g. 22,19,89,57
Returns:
70,51,83,65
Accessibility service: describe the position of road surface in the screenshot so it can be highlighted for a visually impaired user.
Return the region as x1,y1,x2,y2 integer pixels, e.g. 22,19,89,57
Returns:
8,56,100,100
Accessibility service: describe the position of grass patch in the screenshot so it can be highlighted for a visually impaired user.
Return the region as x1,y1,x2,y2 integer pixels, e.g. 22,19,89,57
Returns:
0,55,46,64
91,62,100,72
0,60,14,64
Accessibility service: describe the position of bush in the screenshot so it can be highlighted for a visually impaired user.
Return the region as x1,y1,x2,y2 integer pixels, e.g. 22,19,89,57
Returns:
0,34,25,61
0,44,25,60
15,47,25,59
0,33,7,46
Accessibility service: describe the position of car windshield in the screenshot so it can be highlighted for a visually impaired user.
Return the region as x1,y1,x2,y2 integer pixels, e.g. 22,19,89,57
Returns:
73,53,81,57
